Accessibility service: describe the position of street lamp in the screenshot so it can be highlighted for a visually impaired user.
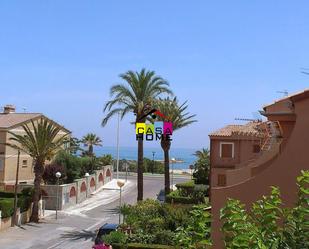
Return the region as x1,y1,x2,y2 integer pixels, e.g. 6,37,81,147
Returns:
117,180,125,224
55,171,61,220
152,151,156,174
171,158,176,188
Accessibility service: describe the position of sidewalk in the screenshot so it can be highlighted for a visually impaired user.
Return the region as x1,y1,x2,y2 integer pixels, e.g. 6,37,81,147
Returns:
0,179,135,249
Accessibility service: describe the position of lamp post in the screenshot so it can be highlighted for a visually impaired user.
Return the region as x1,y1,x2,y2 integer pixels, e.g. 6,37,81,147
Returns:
171,158,176,188
116,112,120,180
152,151,156,174
117,180,125,224
55,171,61,220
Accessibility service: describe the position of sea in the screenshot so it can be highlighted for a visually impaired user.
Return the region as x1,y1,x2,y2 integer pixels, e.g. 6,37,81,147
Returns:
95,146,197,170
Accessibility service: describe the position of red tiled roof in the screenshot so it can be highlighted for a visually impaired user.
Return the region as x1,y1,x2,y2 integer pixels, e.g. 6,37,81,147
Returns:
209,122,262,137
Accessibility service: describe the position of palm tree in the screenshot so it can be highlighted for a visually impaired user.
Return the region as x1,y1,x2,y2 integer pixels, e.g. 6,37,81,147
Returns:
102,68,172,201
81,133,102,156
155,97,196,195
193,148,210,185
8,118,68,222
193,148,210,161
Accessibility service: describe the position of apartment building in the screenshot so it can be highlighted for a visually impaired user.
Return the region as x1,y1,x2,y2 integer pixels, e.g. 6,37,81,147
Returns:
0,105,70,191
209,89,309,248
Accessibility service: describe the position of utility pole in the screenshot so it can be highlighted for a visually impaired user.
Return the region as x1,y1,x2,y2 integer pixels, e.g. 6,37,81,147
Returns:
12,150,20,227
116,112,120,180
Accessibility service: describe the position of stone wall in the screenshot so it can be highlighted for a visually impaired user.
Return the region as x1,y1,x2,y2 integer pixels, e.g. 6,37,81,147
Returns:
18,165,113,210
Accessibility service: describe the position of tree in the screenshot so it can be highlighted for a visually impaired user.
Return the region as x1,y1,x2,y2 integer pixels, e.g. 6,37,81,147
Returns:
193,148,210,185
155,97,196,195
43,163,66,184
81,133,102,156
8,118,68,222
102,68,172,201
64,137,81,155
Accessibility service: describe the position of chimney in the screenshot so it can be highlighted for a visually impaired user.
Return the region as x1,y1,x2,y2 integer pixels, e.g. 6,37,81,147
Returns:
3,105,16,114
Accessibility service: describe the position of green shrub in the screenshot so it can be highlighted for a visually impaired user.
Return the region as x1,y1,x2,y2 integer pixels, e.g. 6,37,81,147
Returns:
21,187,34,197
220,170,309,249
0,189,32,217
0,198,14,218
175,204,212,248
103,231,127,245
0,191,15,198
112,243,176,249
18,196,32,212
165,194,195,204
153,230,175,246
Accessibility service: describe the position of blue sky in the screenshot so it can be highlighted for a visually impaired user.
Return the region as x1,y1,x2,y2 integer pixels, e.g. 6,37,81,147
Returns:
0,1,308,149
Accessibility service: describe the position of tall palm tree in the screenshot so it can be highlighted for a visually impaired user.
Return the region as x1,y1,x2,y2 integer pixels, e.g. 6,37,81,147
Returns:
102,68,172,201
8,118,68,222
81,133,102,156
155,97,196,195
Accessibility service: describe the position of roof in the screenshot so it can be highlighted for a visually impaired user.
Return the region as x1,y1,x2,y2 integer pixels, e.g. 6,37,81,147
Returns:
0,113,42,128
209,122,262,137
0,113,71,133
263,89,309,109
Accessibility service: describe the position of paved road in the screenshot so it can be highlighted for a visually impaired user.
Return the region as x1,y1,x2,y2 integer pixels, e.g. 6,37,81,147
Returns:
0,175,189,249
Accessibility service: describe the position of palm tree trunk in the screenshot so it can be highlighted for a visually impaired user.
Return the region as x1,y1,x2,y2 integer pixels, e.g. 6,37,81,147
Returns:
161,137,171,195
89,144,93,155
137,137,143,201
30,159,44,222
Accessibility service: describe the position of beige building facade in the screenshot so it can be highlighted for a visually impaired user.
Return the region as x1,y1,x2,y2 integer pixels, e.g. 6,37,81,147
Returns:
0,105,70,191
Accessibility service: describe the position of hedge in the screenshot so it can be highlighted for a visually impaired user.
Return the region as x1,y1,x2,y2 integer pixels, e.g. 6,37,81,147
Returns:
0,189,32,218
0,198,14,218
165,195,196,204
112,243,176,249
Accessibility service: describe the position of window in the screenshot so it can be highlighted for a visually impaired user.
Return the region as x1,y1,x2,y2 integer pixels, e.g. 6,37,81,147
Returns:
0,159,3,171
22,160,28,167
253,144,261,153
217,174,226,186
220,142,234,158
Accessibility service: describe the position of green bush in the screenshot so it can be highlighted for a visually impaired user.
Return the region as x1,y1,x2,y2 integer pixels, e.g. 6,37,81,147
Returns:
18,196,32,212
220,170,309,249
175,204,212,248
165,194,195,204
0,191,15,198
0,198,14,218
103,231,127,245
0,189,32,217
112,243,176,249
153,230,175,246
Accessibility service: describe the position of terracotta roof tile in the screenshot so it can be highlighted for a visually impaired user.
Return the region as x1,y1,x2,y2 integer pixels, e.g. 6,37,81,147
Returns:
0,113,42,128
209,122,262,137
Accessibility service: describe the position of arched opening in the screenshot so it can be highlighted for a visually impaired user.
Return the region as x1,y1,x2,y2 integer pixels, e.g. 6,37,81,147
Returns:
69,186,76,197
99,173,104,182
106,168,111,177
90,178,95,188
80,182,87,192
